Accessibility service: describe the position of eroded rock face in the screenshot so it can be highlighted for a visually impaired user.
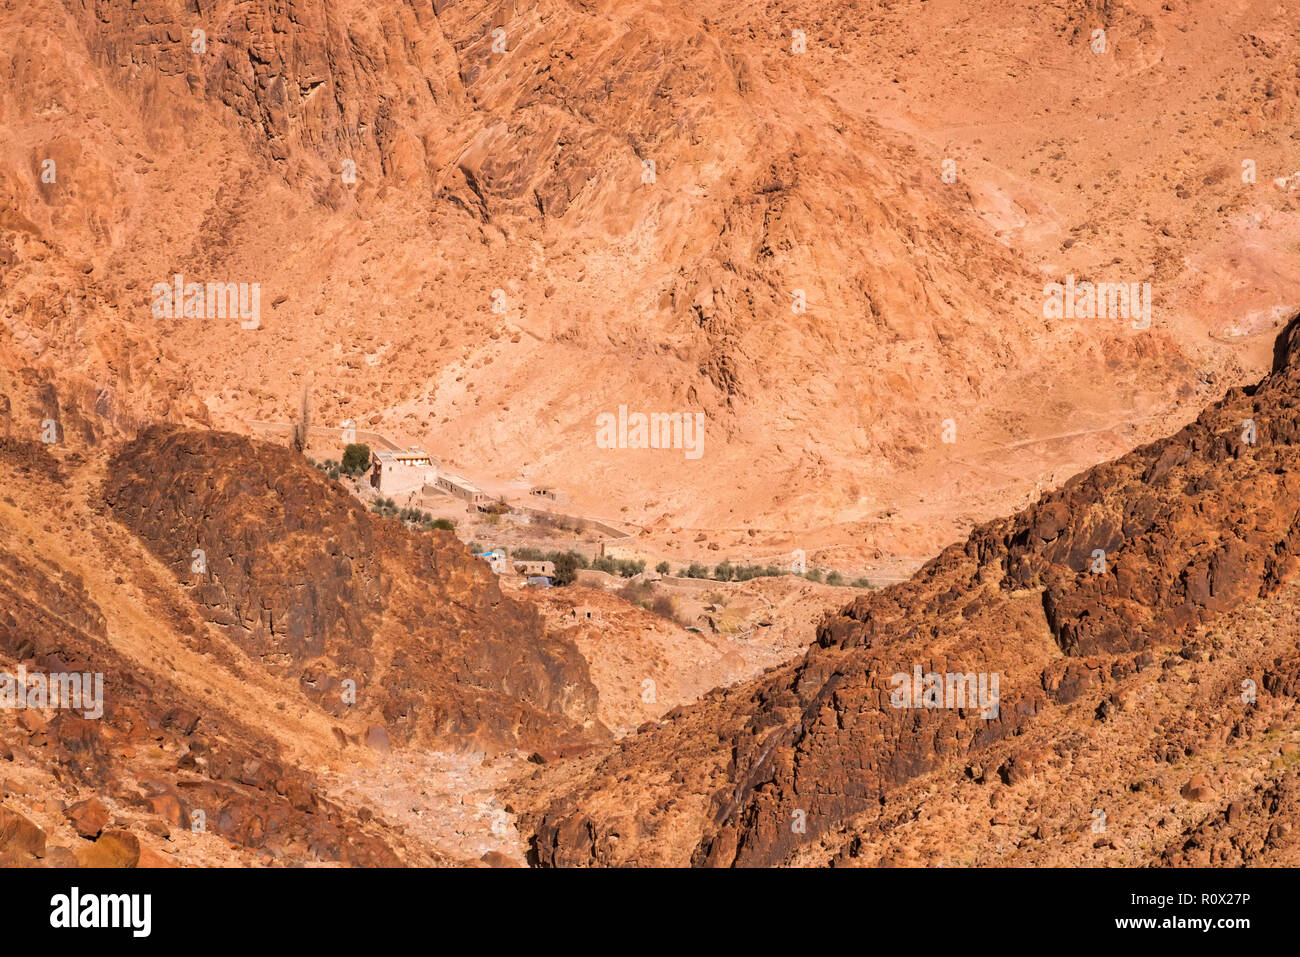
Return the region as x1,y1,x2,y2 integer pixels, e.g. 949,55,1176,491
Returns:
103,426,603,753
0,459,402,866
0,427,611,866
13,0,1255,551
526,313,1300,867
7,0,1300,870
1161,770,1300,866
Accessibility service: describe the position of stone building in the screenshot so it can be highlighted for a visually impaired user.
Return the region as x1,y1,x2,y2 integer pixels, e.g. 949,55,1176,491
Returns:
371,448,437,496
529,486,568,504
435,472,486,505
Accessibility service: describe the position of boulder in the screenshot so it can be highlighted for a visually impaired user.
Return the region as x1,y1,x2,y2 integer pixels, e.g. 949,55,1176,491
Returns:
65,797,110,839
0,805,46,858
74,829,140,868
1181,774,1218,803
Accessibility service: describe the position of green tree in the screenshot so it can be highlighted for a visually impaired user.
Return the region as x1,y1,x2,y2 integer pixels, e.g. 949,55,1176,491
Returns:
551,552,579,586
341,443,371,474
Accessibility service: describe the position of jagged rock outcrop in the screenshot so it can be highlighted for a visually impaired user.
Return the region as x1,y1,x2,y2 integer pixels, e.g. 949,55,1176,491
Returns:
6,0,1300,869
0,427,607,866
525,313,1300,866
0,440,403,866
1160,770,1300,866
104,426,604,753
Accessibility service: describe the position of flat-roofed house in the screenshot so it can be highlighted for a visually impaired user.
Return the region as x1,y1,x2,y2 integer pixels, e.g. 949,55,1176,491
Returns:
371,448,438,495
435,472,487,505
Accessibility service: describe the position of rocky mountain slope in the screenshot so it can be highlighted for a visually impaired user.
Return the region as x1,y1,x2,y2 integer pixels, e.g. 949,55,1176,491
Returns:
0,426,601,866
104,426,602,752
6,0,1297,562
523,312,1300,866
3,0,1300,870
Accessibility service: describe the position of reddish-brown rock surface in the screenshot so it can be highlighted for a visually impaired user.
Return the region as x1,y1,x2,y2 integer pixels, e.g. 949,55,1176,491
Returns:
6,0,1298,564
524,313,1300,867
4,0,1300,869
104,426,603,753
0,426,604,866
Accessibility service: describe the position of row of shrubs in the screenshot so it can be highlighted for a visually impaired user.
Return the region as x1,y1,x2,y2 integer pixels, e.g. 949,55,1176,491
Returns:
308,443,371,481
673,560,872,588
465,544,872,590
368,497,456,531
617,580,678,620
532,511,587,535
678,561,781,580
309,458,345,480
493,547,645,586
